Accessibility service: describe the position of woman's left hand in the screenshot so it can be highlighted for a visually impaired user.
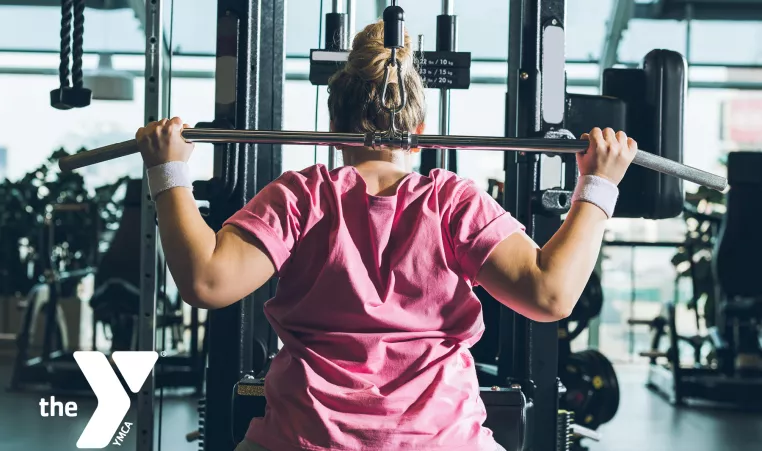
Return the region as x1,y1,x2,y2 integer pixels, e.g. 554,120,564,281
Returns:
135,117,194,168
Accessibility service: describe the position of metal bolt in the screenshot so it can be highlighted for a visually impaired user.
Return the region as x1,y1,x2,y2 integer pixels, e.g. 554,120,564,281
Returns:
520,72,529,81
551,19,558,25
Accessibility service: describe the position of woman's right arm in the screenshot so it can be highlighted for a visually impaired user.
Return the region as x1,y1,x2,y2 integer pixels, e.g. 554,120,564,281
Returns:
476,127,637,322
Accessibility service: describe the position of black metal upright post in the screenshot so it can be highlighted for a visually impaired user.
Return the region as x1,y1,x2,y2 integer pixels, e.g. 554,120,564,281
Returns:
203,0,284,450
501,0,570,449
420,0,459,174
326,0,349,170
137,0,167,449
253,0,285,367
437,0,456,172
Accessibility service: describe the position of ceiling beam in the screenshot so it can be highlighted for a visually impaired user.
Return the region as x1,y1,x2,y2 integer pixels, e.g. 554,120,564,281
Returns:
0,0,145,29
2,0,173,69
375,0,386,18
5,66,762,90
635,0,762,21
124,0,146,29
0,0,131,7
600,0,635,70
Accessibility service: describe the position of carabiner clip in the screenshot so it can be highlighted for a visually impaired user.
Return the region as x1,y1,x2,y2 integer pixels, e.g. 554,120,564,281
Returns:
380,54,408,138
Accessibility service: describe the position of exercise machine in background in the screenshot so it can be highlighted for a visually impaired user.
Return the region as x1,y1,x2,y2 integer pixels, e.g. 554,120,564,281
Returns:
500,3,687,449
632,152,762,407
9,176,207,394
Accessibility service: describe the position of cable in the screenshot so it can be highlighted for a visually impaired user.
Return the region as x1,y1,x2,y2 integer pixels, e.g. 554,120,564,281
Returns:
167,0,175,116
72,0,85,89
230,382,237,443
58,0,73,89
314,0,325,164
157,261,167,451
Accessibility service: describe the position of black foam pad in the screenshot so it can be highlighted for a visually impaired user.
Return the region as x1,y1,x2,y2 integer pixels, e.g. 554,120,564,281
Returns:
601,49,686,219
714,151,762,298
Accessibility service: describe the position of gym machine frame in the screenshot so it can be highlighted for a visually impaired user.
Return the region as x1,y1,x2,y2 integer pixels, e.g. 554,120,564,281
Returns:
194,1,285,450
136,0,167,450
501,0,572,449
62,1,729,450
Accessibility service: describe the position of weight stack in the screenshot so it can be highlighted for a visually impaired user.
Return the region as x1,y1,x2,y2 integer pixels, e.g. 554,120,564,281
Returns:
557,410,574,451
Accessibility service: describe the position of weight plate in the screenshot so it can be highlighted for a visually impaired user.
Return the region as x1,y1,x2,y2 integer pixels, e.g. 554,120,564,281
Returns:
579,349,620,426
569,272,604,323
559,349,620,430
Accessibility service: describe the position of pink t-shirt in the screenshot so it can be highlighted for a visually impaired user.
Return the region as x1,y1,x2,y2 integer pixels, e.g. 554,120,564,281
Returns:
224,164,524,451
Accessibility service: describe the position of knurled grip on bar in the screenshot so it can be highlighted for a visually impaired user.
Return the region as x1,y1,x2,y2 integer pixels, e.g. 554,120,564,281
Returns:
632,149,726,192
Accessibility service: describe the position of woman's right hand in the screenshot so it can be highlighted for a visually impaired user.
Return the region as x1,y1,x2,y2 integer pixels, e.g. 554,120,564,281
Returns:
578,127,637,185
136,117,194,168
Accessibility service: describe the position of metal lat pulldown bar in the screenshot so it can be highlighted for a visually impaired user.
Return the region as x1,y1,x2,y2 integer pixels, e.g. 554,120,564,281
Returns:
58,128,727,191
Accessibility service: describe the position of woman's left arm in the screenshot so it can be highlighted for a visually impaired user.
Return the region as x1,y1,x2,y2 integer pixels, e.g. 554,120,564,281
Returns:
154,188,275,310
137,117,275,310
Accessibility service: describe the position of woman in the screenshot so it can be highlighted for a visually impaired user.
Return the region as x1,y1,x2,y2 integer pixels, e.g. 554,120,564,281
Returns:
136,21,635,451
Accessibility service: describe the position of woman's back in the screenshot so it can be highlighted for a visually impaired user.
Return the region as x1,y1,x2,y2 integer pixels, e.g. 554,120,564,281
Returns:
225,164,522,450
131,15,634,451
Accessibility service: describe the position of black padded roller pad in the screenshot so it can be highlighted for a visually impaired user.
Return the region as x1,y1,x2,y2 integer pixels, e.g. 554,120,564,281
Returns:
714,151,762,298
565,94,628,142
602,49,686,219
726,151,762,185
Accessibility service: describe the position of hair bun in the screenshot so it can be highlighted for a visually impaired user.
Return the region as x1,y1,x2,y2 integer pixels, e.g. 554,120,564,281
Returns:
345,20,412,84
327,20,426,136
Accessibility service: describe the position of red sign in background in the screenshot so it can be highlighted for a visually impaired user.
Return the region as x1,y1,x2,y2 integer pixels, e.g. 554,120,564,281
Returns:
723,98,762,144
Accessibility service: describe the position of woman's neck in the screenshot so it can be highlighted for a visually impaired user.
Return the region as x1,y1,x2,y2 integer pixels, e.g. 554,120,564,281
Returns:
341,148,414,171
340,148,414,196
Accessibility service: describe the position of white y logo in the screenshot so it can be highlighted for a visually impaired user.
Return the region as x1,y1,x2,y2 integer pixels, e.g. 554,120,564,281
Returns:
73,351,158,449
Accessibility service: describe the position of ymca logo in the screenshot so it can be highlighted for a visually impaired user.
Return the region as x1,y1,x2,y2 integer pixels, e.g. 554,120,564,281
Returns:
73,351,158,449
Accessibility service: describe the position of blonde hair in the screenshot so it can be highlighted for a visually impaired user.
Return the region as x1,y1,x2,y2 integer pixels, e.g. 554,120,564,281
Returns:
327,21,426,135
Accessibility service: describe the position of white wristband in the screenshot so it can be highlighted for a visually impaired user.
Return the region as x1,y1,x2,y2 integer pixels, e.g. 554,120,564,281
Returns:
572,175,619,219
146,161,193,199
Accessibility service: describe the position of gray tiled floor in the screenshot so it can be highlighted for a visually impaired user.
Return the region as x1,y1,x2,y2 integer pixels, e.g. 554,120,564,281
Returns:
588,365,762,451
1,363,761,451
